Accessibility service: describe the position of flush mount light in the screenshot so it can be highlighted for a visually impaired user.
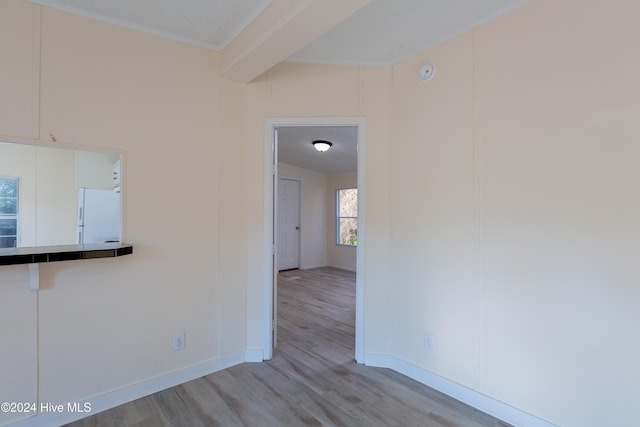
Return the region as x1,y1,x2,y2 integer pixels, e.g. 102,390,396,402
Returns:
312,140,332,152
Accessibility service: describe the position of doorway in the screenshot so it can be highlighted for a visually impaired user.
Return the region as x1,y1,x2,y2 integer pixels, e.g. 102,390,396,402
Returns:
263,117,366,363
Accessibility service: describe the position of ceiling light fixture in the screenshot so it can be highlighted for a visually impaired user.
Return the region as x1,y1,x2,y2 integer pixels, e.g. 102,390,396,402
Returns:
312,140,332,152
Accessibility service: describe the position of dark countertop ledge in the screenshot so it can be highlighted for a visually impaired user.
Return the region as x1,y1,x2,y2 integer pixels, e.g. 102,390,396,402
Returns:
0,243,133,266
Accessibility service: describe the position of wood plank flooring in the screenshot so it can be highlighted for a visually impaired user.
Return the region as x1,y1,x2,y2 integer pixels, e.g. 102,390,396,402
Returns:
65,267,511,427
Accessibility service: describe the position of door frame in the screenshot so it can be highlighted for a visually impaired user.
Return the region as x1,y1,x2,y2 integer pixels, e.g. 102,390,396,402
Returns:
262,117,366,363
277,176,302,271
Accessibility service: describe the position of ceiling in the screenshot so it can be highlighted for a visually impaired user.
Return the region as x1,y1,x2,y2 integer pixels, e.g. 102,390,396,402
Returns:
289,0,528,65
277,127,357,175
30,0,273,50
30,0,529,65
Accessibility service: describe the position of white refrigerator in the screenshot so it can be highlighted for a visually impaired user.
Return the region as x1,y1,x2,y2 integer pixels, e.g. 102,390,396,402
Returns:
77,188,121,244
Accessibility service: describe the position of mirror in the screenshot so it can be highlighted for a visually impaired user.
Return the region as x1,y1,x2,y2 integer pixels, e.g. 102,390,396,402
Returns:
0,141,121,248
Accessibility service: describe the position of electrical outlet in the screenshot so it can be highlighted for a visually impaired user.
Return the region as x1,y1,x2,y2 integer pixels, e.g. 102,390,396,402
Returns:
173,332,185,351
424,333,434,351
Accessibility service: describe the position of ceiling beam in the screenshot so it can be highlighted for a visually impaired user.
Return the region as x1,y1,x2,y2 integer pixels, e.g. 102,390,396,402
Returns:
220,0,371,83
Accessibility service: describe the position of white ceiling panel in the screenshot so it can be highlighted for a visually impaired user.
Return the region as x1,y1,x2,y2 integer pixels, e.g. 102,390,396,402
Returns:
31,0,272,50
30,0,529,65
288,0,530,65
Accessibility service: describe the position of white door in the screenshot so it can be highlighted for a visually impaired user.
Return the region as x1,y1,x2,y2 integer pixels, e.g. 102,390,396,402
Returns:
278,178,300,271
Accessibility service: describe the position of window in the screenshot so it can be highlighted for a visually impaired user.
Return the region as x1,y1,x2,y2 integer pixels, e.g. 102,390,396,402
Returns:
0,177,18,249
337,188,358,246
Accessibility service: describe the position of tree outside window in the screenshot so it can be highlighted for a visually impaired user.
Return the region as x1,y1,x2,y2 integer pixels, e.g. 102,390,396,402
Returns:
0,177,18,248
337,188,357,246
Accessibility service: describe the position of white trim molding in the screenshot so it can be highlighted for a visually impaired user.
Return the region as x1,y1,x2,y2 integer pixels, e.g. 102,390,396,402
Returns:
364,355,557,427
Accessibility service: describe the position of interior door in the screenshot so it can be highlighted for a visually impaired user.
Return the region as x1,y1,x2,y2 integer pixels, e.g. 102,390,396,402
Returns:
277,178,300,271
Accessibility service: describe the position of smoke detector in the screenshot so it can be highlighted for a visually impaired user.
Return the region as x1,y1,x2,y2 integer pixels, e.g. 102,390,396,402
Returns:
418,64,435,81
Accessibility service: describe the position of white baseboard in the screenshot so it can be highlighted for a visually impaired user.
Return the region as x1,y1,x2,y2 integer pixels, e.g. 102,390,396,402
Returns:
244,348,264,362
6,350,250,427
327,264,356,272
299,264,327,270
363,353,392,367
364,354,556,427
297,265,356,272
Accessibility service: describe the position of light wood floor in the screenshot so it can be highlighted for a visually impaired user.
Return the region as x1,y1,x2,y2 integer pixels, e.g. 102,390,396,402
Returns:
65,267,511,427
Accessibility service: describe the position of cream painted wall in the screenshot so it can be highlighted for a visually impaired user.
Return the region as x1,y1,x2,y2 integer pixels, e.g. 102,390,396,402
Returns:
327,172,357,271
36,4,245,405
0,267,37,425
267,63,362,117
391,27,478,390
0,0,39,140
389,0,640,426
278,162,327,269
0,2,246,425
